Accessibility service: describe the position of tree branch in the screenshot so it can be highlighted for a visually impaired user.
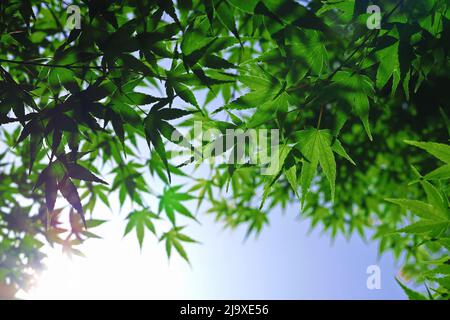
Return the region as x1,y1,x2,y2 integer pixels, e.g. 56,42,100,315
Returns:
0,58,106,70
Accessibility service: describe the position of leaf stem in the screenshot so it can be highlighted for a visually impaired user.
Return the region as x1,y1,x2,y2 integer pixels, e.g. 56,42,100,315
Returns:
317,105,324,129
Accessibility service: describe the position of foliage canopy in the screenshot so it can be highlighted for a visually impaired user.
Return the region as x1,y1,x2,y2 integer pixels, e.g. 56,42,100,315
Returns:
0,0,449,299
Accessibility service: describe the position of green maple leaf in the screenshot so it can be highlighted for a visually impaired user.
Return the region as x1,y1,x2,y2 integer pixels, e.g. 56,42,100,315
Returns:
376,41,400,95
124,209,160,249
144,107,193,182
331,71,374,140
158,185,197,225
297,128,336,206
160,226,198,263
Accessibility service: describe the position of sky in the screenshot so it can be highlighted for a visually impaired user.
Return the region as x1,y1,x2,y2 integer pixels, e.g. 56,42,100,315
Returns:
18,197,407,299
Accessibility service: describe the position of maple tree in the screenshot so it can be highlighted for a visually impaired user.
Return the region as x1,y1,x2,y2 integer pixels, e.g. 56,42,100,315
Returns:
0,0,449,299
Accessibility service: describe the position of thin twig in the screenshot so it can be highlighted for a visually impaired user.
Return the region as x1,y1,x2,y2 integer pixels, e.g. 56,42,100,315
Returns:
0,58,106,70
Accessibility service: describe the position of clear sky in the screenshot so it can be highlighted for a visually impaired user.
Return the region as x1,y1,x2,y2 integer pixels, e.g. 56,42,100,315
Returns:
19,197,407,299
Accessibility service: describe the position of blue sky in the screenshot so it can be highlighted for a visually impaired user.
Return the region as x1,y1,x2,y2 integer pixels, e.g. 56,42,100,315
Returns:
186,206,406,299
19,197,407,299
